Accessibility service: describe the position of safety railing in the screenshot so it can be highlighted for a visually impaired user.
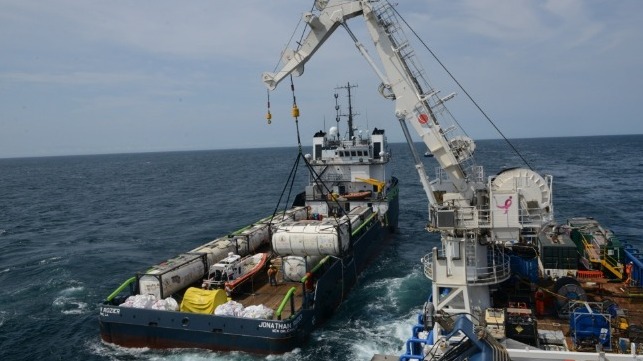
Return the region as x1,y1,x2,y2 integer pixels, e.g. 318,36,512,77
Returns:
105,276,136,303
275,287,298,320
431,205,552,231
421,248,511,286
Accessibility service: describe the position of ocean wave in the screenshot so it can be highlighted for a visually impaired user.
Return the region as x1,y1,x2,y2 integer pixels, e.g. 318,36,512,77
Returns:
0,310,8,328
52,296,89,315
88,339,151,360
349,312,419,358
59,285,85,295
53,286,89,315
4,137,641,361
38,256,63,265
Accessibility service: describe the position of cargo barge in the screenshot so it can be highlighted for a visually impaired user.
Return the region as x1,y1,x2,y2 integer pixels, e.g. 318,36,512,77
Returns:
99,87,399,353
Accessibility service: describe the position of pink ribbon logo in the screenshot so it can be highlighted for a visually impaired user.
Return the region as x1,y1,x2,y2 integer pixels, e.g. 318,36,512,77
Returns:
497,196,513,214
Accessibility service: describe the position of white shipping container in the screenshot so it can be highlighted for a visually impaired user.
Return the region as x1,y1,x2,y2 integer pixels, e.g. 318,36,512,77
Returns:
272,220,350,256
138,253,207,299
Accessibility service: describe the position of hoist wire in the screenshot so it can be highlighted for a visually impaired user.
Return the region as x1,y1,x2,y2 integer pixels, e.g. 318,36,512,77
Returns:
272,16,304,73
386,2,535,171
289,75,303,152
270,75,304,219
296,2,319,50
270,152,301,223
269,1,350,224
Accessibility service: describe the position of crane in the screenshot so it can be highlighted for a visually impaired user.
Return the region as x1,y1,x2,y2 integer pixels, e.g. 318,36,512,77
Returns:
262,0,554,345
354,177,385,194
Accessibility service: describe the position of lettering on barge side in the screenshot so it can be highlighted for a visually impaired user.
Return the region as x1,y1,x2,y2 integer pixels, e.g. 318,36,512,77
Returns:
100,306,121,317
258,314,303,334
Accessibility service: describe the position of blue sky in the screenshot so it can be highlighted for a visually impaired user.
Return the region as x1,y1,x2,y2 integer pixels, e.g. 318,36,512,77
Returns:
1,0,641,158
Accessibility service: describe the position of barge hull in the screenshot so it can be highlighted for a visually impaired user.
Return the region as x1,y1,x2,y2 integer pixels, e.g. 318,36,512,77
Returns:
99,195,398,353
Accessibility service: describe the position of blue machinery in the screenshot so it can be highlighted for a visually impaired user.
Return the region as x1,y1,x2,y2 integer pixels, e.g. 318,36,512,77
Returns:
623,242,643,287
400,309,509,361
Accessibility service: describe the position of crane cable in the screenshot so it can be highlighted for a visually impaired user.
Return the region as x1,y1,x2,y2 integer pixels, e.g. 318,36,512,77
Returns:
265,1,314,125
289,75,302,153
266,90,272,124
387,2,534,172
268,75,303,223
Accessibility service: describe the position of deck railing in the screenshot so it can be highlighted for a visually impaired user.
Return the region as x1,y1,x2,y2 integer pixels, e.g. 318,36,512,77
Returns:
422,248,510,286
275,287,298,320
104,276,137,303
431,205,552,231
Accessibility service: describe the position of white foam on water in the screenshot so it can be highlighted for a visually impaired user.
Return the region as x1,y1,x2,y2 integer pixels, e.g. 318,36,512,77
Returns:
53,285,89,314
266,347,302,361
39,256,63,265
360,268,426,313
89,339,151,361
0,310,8,328
59,285,85,295
90,338,303,361
348,310,422,359
53,295,89,315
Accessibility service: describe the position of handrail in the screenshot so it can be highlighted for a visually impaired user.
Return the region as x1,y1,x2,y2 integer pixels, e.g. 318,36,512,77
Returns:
601,247,623,278
421,250,510,285
301,256,330,283
105,276,136,302
351,211,378,236
275,287,298,320
580,235,600,262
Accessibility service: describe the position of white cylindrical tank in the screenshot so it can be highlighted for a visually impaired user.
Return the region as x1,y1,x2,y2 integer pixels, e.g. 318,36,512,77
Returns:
191,237,238,266
138,253,207,299
272,220,349,256
273,206,309,223
234,223,270,253
281,255,323,281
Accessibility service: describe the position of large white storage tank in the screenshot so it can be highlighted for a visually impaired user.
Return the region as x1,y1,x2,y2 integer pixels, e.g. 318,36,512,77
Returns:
281,255,323,281
190,237,238,266
138,253,207,299
272,219,350,256
232,222,271,254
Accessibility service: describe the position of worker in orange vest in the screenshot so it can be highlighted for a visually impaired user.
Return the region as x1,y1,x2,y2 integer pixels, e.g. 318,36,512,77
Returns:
625,262,634,285
267,265,278,286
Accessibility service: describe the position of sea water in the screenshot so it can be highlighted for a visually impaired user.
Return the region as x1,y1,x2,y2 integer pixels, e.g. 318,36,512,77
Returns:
1,135,642,360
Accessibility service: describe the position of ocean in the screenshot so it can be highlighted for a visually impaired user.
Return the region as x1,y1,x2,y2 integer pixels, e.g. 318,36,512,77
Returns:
1,135,642,361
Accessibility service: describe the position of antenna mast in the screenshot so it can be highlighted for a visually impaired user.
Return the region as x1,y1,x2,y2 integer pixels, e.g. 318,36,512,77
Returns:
335,82,359,139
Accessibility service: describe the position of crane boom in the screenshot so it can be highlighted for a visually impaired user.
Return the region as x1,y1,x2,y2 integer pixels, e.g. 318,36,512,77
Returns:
262,0,478,209
262,3,364,91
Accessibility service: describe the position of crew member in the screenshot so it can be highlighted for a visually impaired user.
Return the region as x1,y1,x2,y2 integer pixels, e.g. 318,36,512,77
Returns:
268,265,278,286
625,261,634,285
